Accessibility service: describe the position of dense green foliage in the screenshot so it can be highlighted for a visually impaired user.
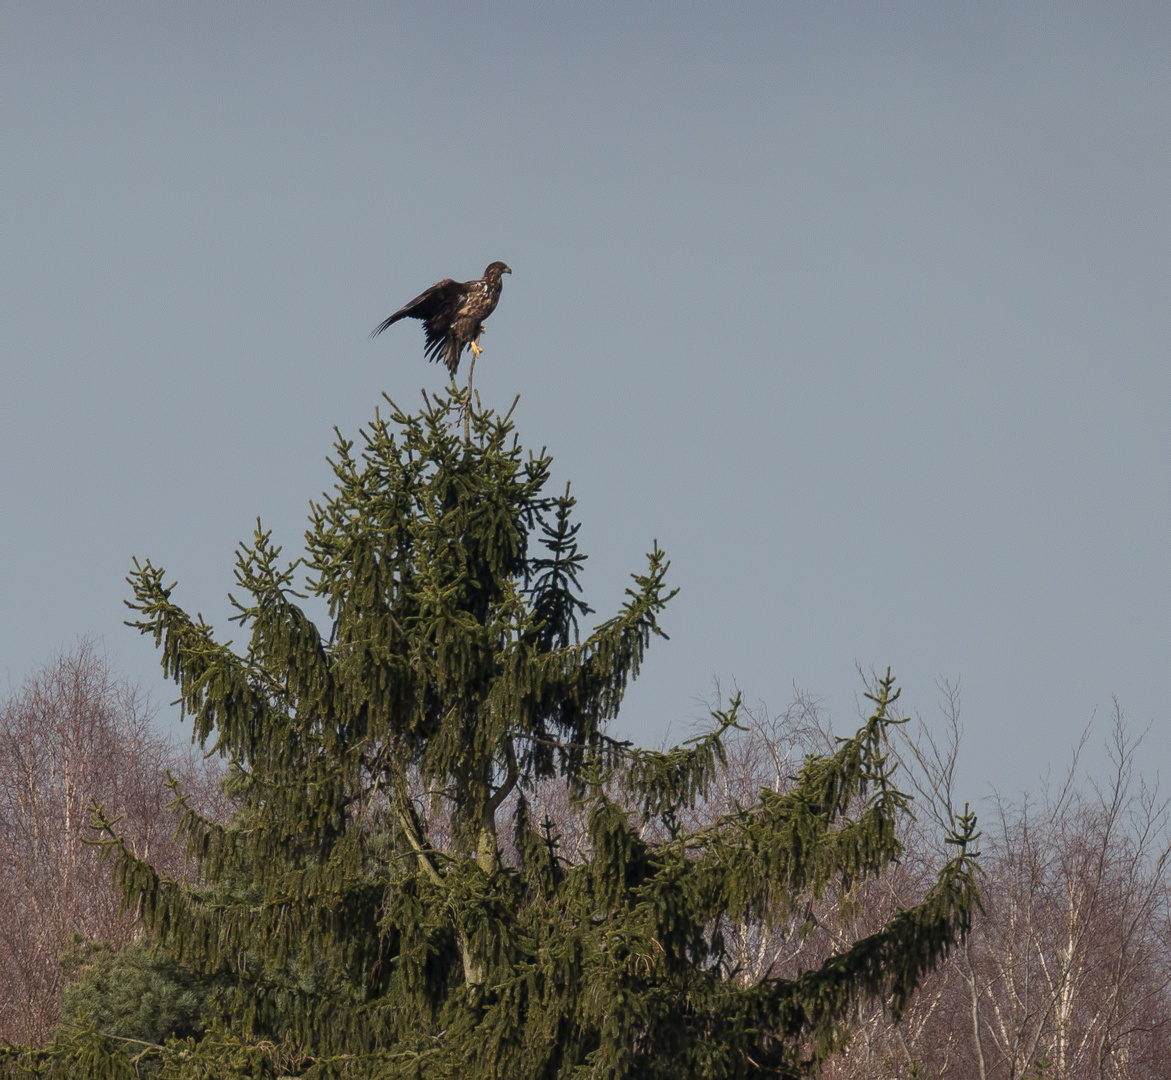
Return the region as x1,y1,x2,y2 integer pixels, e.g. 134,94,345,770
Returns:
2,390,979,1079
56,935,208,1047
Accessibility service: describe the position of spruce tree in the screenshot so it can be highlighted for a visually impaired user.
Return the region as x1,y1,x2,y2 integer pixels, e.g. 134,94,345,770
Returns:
2,389,979,1079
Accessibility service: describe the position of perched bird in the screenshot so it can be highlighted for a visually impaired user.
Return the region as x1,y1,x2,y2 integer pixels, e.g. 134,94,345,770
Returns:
371,262,512,375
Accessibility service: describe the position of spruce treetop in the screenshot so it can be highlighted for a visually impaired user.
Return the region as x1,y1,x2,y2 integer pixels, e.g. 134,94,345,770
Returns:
6,389,980,1080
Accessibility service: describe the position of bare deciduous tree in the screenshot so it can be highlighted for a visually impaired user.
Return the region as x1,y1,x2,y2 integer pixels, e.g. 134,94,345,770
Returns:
891,686,1171,1080
0,640,223,1045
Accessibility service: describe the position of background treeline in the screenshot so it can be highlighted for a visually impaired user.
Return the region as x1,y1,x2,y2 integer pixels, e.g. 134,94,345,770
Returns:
0,642,224,1045
2,644,1168,1079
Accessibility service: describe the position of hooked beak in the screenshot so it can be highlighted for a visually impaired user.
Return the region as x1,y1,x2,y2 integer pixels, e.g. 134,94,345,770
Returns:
503,265,512,274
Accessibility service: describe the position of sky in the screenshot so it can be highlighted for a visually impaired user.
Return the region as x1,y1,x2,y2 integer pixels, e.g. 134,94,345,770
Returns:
2,3,1169,800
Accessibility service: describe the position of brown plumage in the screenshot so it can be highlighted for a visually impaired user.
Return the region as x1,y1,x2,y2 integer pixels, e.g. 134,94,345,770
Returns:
371,261,512,375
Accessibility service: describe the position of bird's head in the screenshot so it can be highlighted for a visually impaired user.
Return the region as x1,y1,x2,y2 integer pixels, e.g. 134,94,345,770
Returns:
486,261,512,278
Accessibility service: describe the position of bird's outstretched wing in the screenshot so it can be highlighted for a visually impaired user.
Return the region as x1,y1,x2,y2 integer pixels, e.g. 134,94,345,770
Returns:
370,278,467,347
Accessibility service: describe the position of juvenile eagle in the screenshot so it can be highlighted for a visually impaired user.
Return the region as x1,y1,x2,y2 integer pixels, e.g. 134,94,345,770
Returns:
370,261,512,375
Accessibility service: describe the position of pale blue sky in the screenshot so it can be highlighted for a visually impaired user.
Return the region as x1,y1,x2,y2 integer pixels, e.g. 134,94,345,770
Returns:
3,3,1169,795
